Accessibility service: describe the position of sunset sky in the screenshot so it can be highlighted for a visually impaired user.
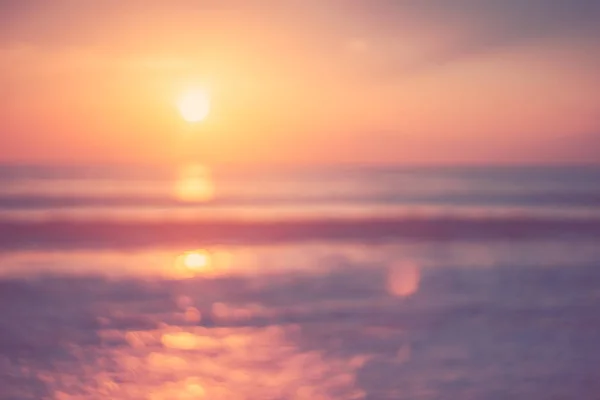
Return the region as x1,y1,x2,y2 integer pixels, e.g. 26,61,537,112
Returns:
2,0,600,166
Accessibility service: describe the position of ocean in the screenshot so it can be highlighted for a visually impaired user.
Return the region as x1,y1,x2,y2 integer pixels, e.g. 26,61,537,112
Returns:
1,164,600,399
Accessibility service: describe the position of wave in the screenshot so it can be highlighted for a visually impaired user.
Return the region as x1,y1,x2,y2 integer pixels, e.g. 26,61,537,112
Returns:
1,190,600,209
1,214,600,250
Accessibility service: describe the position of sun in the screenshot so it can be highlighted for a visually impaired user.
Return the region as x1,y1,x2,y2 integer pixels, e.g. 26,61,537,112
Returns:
178,88,210,123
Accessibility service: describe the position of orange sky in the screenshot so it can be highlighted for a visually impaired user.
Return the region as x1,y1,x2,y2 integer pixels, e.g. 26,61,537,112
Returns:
1,1,600,166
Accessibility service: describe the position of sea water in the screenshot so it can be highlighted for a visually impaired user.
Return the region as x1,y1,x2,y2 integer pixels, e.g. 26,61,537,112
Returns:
1,164,599,399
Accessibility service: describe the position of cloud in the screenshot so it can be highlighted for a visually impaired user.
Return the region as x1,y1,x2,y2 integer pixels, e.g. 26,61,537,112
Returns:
0,1,316,50
341,0,600,44
0,1,228,50
2,0,599,81
4,1,599,49
328,0,600,77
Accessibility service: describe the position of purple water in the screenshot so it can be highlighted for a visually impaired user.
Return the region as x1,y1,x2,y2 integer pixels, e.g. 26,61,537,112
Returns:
1,165,599,399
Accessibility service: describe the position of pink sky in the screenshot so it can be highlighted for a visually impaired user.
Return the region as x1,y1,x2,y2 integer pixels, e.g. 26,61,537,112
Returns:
1,1,600,165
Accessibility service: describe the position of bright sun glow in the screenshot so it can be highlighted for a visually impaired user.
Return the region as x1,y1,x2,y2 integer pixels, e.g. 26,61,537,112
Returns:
183,251,210,270
178,88,210,122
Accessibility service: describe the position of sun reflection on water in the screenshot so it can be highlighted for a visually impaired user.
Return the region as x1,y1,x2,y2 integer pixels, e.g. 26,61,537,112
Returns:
387,261,420,297
168,249,235,280
183,251,210,270
90,309,413,400
98,324,364,400
175,164,215,203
